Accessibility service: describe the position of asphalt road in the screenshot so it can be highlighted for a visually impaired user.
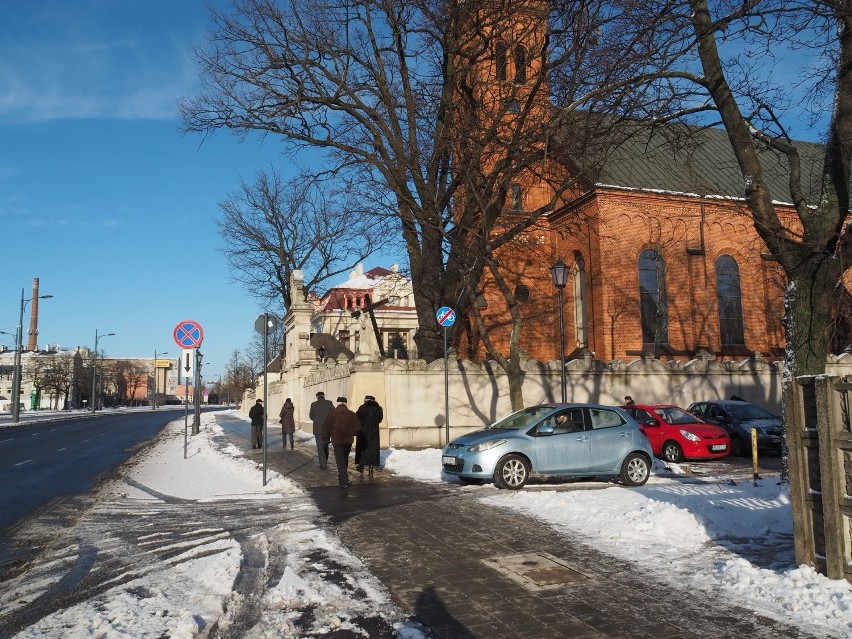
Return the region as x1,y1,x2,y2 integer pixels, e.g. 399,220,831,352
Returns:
0,408,186,539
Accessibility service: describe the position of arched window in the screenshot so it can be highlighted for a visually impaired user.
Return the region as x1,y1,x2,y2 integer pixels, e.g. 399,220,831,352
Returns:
638,249,668,344
513,45,527,84
511,184,522,210
573,254,588,347
496,42,508,81
716,255,745,345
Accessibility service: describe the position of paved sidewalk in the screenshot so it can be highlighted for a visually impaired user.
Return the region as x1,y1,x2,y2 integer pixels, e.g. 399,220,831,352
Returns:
215,416,821,639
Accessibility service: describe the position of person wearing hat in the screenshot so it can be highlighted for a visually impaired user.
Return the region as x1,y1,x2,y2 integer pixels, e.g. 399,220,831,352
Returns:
321,396,361,488
355,394,383,476
248,398,265,449
309,391,334,468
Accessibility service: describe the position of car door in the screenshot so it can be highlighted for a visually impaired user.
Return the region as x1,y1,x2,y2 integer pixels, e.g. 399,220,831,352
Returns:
531,408,590,474
587,407,637,472
627,408,663,455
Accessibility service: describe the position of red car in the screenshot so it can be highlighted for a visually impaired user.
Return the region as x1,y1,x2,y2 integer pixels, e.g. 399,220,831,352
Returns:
621,404,731,463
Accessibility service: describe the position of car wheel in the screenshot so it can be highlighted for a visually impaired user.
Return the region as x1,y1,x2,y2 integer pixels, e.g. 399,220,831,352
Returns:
662,441,684,463
458,477,484,486
620,453,650,487
730,436,745,457
493,455,530,490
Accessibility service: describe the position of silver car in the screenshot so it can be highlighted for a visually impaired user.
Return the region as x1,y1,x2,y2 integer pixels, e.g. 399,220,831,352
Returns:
441,403,653,489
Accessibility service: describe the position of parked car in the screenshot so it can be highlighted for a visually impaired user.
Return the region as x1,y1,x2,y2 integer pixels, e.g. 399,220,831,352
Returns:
620,404,730,463
686,400,783,456
441,403,653,489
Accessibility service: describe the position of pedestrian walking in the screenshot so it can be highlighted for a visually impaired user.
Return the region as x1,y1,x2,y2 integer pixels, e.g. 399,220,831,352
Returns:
248,398,264,449
309,391,334,468
355,394,383,476
279,398,296,449
321,396,361,488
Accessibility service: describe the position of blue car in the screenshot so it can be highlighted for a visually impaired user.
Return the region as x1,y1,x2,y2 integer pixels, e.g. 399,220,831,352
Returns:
441,403,654,489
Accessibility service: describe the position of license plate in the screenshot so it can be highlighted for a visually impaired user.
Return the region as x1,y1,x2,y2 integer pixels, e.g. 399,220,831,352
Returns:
710,445,727,452
443,456,458,465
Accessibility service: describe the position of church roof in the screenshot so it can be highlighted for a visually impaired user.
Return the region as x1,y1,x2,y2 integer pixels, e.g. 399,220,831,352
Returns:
577,120,824,206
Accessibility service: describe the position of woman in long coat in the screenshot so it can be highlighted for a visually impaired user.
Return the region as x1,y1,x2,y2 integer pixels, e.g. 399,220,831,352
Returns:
279,398,296,449
355,395,383,475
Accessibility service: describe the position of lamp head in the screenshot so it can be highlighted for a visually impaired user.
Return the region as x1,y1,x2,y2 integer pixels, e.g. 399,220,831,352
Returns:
550,259,570,289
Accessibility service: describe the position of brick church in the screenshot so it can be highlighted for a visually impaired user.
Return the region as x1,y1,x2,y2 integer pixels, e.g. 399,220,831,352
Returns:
457,2,830,365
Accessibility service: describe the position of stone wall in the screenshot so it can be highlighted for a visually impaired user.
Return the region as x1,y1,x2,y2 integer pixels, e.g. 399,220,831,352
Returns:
250,349,852,449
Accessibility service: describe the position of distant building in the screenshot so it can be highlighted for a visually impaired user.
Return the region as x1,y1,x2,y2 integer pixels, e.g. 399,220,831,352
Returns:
311,264,418,360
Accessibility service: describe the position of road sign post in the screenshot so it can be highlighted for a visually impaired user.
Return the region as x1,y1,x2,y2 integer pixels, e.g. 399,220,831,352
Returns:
436,307,456,448
255,313,279,486
174,321,203,456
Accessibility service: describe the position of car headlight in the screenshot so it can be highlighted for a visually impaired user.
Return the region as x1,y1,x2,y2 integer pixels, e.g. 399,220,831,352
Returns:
468,439,507,452
679,430,701,442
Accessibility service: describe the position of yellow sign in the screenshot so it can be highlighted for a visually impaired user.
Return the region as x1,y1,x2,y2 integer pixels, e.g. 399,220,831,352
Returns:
155,359,172,368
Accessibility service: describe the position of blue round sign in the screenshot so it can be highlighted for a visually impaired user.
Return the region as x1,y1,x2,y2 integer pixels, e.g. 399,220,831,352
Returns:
436,306,456,327
173,320,204,348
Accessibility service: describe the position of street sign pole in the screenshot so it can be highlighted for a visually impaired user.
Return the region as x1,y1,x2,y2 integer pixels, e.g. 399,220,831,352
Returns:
183,360,190,459
435,306,456,448
174,320,204,458
193,348,202,435
255,313,279,487
444,325,449,448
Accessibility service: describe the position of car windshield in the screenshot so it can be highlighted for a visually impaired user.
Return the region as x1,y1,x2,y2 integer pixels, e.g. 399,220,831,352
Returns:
726,402,774,420
657,407,698,425
486,406,555,430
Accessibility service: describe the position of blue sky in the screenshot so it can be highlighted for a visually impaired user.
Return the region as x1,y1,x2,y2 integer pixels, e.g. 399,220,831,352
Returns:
0,1,394,383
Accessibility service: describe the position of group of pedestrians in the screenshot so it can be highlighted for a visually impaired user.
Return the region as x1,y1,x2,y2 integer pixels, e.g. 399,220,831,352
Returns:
251,391,384,489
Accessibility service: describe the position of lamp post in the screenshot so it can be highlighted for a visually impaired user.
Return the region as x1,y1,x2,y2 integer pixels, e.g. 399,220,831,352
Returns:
152,349,169,409
91,329,115,413
550,259,570,404
11,289,53,423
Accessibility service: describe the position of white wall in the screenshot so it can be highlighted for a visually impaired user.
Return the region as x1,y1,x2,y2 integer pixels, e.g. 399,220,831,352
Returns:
248,349,852,449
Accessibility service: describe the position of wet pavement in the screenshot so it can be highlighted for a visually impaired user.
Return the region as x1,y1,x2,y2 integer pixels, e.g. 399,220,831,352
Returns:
213,414,820,639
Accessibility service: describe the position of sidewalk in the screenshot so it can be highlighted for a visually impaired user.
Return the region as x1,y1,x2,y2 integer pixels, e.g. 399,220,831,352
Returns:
213,414,821,639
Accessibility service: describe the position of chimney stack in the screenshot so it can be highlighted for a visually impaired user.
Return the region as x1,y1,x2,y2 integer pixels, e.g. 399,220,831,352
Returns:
27,277,39,351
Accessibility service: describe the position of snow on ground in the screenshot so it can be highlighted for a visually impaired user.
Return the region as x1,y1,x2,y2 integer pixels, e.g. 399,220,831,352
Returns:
385,446,852,638
4,410,851,638
4,412,428,639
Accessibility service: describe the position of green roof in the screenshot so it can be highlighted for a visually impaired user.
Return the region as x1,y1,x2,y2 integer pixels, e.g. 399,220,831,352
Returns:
583,122,825,205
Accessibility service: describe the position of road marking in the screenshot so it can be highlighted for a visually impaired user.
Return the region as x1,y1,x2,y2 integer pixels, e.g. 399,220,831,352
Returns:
0,438,12,444
15,459,32,467
56,447,68,451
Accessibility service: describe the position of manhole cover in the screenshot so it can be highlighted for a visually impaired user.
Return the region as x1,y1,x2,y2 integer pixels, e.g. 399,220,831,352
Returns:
481,552,592,591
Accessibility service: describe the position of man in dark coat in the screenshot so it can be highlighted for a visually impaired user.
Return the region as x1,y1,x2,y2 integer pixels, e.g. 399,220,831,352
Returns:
309,391,334,468
321,397,361,488
248,398,264,449
355,395,383,475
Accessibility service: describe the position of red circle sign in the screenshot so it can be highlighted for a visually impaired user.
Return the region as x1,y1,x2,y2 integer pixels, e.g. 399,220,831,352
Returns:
173,320,204,348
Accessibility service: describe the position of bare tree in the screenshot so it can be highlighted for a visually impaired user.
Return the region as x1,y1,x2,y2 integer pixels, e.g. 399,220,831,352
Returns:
124,361,149,406
225,349,259,401
180,0,668,370
41,352,74,409
181,0,679,408
218,167,380,310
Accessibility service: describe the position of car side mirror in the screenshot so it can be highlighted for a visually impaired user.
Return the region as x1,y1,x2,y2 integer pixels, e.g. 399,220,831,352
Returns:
538,423,555,435
643,419,659,427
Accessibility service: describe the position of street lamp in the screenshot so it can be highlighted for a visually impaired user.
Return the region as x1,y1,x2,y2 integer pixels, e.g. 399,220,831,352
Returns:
11,289,53,423
91,329,115,413
152,349,169,409
550,259,570,404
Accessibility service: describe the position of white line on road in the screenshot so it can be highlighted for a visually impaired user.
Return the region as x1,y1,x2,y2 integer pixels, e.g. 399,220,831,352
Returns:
56,447,68,451
15,459,32,467
0,438,12,444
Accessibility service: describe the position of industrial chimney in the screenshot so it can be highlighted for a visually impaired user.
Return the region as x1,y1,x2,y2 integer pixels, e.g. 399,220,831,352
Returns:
27,277,39,351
